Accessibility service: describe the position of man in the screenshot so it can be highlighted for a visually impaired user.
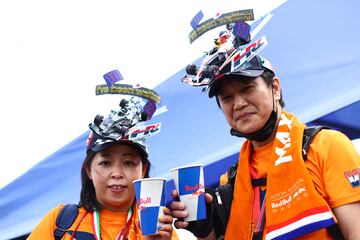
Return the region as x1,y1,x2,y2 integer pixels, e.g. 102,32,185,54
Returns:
171,55,360,239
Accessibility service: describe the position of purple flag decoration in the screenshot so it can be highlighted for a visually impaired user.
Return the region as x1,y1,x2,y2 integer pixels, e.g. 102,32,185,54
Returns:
233,21,251,42
190,10,204,30
103,70,123,87
143,100,156,120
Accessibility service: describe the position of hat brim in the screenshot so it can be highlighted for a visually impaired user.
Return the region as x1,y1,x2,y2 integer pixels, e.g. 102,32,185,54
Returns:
208,69,264,98
89,140,148,158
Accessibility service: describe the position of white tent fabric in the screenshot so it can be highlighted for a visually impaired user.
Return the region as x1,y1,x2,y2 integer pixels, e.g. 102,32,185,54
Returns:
1,0,360,238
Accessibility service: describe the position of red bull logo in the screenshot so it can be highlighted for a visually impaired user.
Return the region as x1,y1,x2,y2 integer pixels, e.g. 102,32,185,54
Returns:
138,197,152,205
192,189,205,196
185,183,204,195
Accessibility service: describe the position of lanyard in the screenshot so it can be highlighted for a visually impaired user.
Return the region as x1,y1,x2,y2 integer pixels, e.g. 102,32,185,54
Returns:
250,165,267,240
69,212,88,240
254,191,266,233
91,206,133,240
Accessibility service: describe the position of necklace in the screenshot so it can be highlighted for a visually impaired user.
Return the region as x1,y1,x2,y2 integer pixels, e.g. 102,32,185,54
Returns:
91,206,133,240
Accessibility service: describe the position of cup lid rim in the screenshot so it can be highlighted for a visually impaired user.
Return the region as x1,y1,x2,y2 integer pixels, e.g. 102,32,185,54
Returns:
169,163,204,172
132,177,166,184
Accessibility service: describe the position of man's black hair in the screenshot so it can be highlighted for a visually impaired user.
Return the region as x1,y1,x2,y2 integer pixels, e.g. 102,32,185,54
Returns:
215,70,285,108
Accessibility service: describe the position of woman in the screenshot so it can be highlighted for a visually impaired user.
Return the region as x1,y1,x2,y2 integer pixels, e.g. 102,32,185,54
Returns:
28,98,175,240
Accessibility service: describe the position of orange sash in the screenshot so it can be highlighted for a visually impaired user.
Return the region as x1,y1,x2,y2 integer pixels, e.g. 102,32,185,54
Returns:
225,111,336,240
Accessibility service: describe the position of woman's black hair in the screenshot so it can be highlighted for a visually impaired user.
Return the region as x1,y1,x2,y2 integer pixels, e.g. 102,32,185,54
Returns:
78,145,151,212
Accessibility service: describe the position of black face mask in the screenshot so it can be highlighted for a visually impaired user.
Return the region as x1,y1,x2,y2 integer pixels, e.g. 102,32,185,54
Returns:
230,110,277,142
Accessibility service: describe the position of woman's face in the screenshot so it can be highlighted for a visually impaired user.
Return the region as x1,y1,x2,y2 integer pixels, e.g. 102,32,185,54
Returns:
86,144,147,212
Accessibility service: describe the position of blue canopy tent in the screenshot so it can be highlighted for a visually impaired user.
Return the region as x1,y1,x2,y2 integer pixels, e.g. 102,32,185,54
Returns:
1,0,360,238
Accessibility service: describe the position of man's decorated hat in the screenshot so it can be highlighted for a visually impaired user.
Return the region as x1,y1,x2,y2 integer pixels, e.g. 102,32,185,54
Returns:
181,9,275,97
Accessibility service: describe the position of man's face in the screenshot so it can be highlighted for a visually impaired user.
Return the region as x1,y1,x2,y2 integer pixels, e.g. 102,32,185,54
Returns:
217,76,280,134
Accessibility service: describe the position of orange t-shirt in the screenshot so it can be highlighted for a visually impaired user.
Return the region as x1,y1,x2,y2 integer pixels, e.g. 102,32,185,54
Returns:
222,129,360,239
28,204,179,240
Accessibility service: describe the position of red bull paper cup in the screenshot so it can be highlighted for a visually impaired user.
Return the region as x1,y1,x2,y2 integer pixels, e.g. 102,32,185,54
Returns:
133,178,166,235
170,164,206,222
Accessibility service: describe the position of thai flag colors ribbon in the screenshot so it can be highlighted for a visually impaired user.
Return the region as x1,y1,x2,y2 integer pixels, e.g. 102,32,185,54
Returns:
266,206,336,240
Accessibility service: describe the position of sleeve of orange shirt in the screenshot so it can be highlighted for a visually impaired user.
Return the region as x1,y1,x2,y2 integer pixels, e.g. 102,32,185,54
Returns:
27,204,63,240
306,129,360,208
